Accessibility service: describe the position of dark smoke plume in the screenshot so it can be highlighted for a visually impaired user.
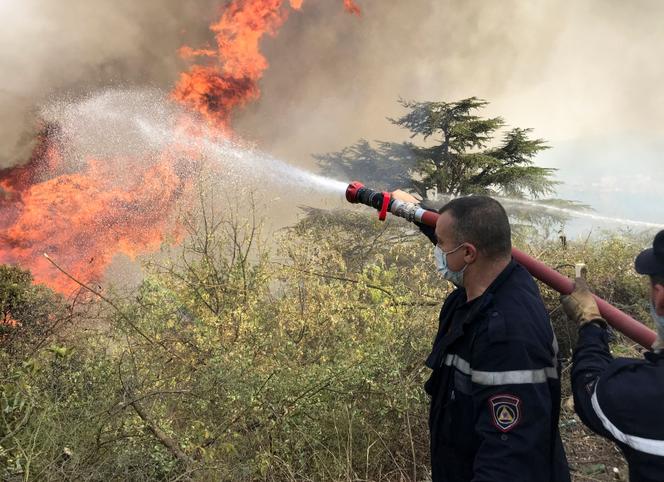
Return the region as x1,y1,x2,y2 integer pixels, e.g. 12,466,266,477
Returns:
0,0,223,168
3,1,664,182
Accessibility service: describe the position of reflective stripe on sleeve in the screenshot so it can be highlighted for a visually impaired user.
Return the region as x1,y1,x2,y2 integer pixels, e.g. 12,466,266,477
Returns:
443,354,558,385
591,386,664,456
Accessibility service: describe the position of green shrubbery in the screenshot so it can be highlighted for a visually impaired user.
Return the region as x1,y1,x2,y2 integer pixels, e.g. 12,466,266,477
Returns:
0,201,655,480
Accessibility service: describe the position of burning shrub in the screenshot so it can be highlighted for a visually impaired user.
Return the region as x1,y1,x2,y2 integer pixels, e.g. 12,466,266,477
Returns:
0,265,70,357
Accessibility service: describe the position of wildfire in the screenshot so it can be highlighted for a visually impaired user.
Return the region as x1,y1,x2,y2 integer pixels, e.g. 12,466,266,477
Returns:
0,0,359,293
172,0,360,129
344,0,361,15
0,129,190,293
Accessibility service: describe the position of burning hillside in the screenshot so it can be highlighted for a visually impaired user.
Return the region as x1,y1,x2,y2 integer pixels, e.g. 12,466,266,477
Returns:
0,0,359,293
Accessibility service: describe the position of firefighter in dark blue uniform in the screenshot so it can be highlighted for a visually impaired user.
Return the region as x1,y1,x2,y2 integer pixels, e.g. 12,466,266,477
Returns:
561,230,664,482
393,191,570,482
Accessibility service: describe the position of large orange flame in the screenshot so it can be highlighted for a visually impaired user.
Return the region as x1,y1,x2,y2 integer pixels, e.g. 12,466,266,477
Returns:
0,0,359,293
0,130,192,293
174,0,301,129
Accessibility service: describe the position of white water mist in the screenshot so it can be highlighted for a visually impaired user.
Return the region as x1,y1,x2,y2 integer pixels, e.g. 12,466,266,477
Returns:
41,88,662,230
43,88,348,196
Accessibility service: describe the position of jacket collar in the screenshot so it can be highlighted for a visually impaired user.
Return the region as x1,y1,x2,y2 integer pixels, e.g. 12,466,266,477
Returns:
426,260,518,368
485,258,519,296
455,259,518,330
454,258,517,310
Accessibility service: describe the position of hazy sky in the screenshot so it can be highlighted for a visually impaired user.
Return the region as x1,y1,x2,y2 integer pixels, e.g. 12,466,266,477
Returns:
1,0,662,232
234,0,664,230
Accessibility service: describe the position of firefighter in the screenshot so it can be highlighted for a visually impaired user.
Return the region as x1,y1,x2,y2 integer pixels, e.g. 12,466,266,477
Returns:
561,230,664,482
392,191,570,482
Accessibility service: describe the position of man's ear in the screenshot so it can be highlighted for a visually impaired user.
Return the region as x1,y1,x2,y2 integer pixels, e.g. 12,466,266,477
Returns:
463,244,478,264
654,284,664,316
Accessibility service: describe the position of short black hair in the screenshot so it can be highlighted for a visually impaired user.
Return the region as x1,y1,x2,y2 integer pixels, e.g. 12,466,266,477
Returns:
439,196,512,259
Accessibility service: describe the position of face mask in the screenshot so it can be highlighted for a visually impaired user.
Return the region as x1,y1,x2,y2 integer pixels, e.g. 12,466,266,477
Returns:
434,244,467,287
650,301,664,352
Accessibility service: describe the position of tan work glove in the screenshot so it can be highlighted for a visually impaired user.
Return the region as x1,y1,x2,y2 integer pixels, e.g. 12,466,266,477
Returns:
560,277,605,327
391,189,420,204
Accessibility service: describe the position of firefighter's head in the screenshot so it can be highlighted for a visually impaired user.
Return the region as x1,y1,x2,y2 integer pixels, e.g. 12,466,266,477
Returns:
635,230,664,317
635,230,664,350
434,196,511,287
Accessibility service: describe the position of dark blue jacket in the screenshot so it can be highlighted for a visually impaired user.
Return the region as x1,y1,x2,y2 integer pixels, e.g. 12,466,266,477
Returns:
425,260,570,482
572,324,664,482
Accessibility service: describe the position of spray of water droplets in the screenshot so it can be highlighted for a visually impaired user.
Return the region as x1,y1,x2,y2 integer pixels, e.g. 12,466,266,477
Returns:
43,88,348,196
135,118,348,195
41,88,662,230
497,197,664,230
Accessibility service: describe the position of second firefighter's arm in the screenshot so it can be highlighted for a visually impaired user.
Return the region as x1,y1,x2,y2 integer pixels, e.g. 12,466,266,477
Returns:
570,323,614,438
560,277,614,437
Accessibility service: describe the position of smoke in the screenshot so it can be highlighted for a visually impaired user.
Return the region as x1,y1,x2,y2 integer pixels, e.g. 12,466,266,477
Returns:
232,0,664,168
2,0,662,223
0,0,224,168
5,1,664,166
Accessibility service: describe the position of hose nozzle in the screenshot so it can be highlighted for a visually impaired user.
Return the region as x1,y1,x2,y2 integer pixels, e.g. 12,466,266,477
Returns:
345,181,365,204
344,181,437,226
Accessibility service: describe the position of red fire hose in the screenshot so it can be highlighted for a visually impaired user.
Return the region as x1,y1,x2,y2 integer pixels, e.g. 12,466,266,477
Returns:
345,181,656,349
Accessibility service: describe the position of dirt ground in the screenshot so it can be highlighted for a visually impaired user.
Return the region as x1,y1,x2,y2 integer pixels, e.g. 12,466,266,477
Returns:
558,334,644,482
561,399,627,481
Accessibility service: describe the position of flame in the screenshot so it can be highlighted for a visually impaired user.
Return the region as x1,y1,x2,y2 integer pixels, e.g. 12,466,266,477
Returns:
0,136,191,293
172,0,293,130
344,0,361,15
0,0,359,293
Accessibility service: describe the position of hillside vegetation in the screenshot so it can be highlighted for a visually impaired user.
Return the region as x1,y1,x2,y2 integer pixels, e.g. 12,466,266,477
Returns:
0,199,653,481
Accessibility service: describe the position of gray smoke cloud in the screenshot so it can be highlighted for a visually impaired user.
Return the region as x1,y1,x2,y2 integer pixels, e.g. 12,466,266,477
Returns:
0,0,223,168
2,0,663,223
234,0,664,158
233,0,664,224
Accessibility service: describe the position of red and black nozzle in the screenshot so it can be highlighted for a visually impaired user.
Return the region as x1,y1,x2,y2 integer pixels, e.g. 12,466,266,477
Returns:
345,181,391,220
345,181,365,203
345,181,377,204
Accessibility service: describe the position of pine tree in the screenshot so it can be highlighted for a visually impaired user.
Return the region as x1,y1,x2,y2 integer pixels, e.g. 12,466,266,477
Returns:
391,97,556,199
319,97,560,199
318,97,587,237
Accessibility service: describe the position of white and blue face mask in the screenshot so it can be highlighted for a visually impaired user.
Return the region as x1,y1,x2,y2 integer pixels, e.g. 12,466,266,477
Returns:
434,244,467,287
650,301,664,352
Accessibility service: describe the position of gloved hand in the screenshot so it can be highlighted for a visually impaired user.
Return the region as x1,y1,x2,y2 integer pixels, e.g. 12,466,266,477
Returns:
560,277,606,327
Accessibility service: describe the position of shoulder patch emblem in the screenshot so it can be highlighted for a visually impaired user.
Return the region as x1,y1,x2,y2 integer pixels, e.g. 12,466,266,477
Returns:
489,394,521,432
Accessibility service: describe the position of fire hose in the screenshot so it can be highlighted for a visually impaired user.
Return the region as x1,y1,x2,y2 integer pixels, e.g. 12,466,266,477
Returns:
345,181,657,349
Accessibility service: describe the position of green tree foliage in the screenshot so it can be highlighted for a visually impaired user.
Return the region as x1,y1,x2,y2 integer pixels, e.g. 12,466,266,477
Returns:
390,98,557,198
319,97,562,199
315,139,416,192
0,192,651,480
0,194,445,481
0,265,77,479
0,265,69,356
318,98,589,236
0,265,34,325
